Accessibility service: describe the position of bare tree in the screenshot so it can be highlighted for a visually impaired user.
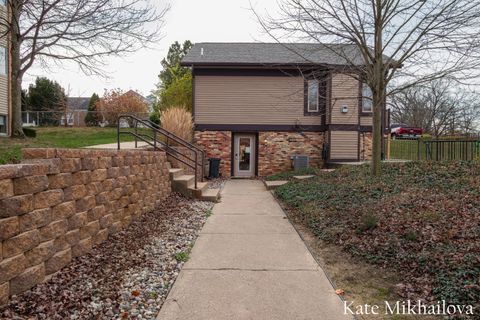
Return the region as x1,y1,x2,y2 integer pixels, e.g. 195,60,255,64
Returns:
0,0,168,137
254,0,480,175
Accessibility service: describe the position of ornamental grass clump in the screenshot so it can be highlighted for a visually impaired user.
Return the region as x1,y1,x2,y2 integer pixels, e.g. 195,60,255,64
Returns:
160,107,194,143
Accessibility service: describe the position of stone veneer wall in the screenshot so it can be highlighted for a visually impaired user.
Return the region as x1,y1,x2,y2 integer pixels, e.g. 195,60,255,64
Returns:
360,133,373,161
258,132,325,176
0,148,171,305
194,131,232,177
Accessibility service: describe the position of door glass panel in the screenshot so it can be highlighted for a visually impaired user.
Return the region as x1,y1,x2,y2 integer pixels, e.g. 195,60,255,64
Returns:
239,138,251,171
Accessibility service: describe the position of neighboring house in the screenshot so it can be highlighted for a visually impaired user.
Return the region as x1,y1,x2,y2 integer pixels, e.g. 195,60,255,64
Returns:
61,97,90,126
181,42,376,177
0,1,11,136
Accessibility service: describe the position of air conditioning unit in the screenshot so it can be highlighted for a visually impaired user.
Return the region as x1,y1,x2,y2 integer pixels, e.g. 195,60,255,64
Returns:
292,155,309,170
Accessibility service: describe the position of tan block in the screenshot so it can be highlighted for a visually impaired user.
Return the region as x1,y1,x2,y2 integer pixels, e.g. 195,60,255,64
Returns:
0,282,8,307
111,156,124,167
0,217,19,240
83,221,100,237
75,196,96,212
0,179,14,200
22,148,56,159
60,158,82,173
72,171,91,185
95,191,110,205
10,263,45,296
85,182,102,196
19,208,51,232
99,214,114,229
108,221,122,234
64,185,87,201
106,167,119,179
34,190,64,210
98,157,112,169
3,230,40,258
0,254,26,283
0,195,34,218
81,157,99,171
45,248,71,275
93,228,108,245
51,201,76,221
68,211,88,230
90,169,107,182
102,177,116,189
87,205,105,222
48,173,72,189
39,220,68,242
53,234,70,252
118,196,130,209
72,237,92,258
65,229,80,246
25,240,55,267
13,175,49,195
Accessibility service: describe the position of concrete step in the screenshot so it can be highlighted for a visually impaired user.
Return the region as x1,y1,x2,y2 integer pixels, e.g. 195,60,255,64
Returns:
188,181,209,198
264,180,288,190
169,168,184,180
174,174,195,189
200,188,221,202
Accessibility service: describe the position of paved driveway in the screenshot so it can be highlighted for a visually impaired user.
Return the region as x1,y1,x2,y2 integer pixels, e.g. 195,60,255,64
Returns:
157,180,352,320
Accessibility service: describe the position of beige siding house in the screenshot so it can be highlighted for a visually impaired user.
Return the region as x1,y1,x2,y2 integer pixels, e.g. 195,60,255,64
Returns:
0,2,11,136
182,43,376,177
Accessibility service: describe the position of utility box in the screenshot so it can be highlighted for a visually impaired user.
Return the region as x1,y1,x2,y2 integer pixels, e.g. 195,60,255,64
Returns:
292,155,309,170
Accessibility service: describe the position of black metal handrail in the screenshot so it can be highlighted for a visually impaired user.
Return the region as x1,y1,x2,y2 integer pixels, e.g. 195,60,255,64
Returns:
117,115,205,189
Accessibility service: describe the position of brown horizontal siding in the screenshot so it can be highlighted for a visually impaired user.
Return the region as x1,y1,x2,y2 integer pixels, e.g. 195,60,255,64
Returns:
194,75,322,126
330,73,359,125
330,131,358,160
360,116,373,126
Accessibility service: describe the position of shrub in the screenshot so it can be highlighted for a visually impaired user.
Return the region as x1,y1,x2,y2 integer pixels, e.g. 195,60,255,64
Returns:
22,127,37,138
160,107,193,142
357,213,378,233
149,112,160,125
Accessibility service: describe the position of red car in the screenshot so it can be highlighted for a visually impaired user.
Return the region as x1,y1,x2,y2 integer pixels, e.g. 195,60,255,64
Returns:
390,124,423,139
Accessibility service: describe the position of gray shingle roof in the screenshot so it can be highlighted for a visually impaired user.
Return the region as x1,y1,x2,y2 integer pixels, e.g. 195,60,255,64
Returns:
181,42,367,66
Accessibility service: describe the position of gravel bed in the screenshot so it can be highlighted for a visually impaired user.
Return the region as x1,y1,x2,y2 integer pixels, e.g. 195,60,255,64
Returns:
1,193,213,320
207,177,228,189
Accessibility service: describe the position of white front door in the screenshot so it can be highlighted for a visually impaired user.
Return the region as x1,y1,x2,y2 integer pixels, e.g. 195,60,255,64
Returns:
234,134,256,177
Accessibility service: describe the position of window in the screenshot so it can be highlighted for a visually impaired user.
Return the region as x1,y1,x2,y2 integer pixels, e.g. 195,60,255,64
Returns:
362,83,373,113
307,80,319,112
0,46,6,76
0,115,7,134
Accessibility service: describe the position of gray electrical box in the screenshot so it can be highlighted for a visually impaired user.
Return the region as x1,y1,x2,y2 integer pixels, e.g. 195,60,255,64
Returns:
292,155,309,170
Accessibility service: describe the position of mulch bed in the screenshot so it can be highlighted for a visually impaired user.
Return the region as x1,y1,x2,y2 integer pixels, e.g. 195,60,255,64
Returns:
1,193,213,319
274,161,480,314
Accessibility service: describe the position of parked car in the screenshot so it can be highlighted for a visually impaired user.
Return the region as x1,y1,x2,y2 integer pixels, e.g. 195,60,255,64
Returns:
390,124,423,139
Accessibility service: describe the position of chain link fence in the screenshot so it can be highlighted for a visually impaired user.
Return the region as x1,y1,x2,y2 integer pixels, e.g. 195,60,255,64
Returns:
22,111,151,128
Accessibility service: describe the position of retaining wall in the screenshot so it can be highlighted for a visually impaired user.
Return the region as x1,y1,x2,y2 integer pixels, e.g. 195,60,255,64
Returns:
0,148,171,305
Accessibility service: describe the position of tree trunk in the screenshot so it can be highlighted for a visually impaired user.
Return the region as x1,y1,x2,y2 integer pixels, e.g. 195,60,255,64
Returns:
371,88,384,176
10,5,24,138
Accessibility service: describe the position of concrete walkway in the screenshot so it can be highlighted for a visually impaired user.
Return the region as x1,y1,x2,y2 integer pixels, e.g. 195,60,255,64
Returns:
157,180,351,320
86,141,150,149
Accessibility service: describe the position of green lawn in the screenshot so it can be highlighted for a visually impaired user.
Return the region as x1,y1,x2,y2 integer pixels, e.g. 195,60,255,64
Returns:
274,161,480,310
0,127,147,164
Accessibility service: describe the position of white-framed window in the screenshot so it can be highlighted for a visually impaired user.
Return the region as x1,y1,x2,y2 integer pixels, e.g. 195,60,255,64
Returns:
307,79,319,112
0,115,7,134
362,83,373,113
0,46,7,76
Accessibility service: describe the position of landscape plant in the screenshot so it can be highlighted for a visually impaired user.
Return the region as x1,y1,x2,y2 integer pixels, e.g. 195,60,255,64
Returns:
160,107,194,143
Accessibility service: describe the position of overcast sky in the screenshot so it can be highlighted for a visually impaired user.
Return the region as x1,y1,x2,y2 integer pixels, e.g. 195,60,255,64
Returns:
23,0,277,98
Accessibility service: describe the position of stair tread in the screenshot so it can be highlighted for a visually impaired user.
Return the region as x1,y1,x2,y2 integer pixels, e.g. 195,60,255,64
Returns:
169,168,183,173
201,188,220,197
187,181,208,190
175,174,195,181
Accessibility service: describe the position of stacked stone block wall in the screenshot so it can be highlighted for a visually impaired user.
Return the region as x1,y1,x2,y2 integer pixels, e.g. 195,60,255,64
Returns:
360,133,373,161
0,148,171,305
258,132,325,176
